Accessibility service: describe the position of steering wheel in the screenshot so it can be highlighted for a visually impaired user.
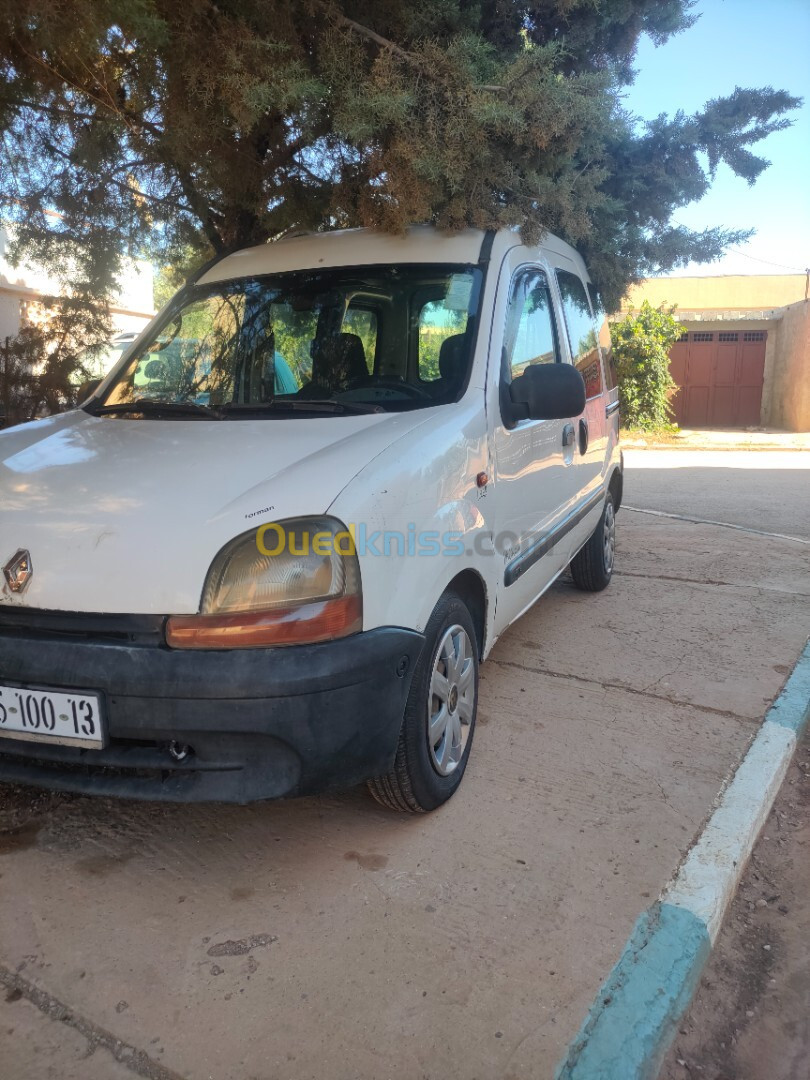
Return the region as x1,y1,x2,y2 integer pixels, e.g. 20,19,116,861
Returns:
344,377,432,401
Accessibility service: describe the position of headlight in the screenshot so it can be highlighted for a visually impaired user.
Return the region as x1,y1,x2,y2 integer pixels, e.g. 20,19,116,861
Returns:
166,517,362,649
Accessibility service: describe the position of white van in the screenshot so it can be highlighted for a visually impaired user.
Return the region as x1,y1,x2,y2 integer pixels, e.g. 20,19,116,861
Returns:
0,227,622,810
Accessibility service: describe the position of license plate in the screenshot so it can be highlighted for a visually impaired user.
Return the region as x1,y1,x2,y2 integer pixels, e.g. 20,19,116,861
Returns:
0,684,105,748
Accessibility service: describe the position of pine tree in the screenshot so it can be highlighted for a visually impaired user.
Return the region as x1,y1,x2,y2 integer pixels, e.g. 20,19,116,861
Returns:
0,293,110,424
0,1,800,317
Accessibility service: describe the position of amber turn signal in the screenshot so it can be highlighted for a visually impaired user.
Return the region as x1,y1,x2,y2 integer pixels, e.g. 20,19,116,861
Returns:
166,594,362,649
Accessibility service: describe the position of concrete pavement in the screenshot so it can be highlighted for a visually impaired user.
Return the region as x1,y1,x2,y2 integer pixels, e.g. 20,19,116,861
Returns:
1,450,808,1079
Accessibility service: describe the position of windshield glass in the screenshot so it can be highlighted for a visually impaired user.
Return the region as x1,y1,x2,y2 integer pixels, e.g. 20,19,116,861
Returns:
94,263,483,417
72,335,137,386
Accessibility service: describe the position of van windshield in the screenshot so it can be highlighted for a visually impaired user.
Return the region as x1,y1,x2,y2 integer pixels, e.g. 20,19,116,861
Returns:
91,263,483,418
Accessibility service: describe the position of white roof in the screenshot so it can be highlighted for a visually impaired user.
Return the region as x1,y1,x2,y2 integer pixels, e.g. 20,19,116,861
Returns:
198,226,588,284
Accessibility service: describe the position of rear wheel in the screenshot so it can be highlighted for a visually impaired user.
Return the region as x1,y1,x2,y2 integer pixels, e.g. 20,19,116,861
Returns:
570,492,615,592
368,591,479,812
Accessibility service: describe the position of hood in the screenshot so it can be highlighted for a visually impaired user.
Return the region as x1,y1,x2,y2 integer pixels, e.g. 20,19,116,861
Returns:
0,408,428,613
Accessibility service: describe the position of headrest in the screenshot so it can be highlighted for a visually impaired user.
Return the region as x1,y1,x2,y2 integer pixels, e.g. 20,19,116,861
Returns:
438,334,467,383
311,333,367,390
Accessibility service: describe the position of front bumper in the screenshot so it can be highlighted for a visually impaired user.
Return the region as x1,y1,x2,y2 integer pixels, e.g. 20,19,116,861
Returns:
0,617,423,803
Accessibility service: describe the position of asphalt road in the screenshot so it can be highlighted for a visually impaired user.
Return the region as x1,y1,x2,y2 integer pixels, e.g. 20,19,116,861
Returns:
1,448,808,1080
624,449,810,540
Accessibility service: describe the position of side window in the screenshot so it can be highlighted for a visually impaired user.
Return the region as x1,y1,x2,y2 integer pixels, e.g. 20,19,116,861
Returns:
504,270,558,381
557,269,603,399
341,306,377,373
271,300,318,387
587,282,617,391
418,297,468,383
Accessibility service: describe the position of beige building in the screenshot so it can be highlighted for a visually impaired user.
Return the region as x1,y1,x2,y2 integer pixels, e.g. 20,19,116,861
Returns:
620,274,810,432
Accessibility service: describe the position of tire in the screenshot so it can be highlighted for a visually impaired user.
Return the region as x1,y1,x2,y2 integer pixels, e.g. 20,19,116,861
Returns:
368,591,479,812
570,492,616,592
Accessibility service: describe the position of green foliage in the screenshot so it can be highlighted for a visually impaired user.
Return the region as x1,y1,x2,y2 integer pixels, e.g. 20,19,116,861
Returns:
153,242,213,311
0,1,801,323
418,336,443,384
0,295,111,426
610,300,682,430
272,308,319,384
417,308,466,382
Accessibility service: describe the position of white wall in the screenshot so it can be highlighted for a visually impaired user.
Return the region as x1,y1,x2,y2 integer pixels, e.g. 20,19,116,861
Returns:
0,295,21,341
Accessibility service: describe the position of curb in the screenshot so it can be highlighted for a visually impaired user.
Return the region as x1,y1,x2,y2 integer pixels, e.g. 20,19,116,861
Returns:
555,639,810,1080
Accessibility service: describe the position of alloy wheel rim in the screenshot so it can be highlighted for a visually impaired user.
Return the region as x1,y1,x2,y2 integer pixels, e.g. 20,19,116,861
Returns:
603,501,616,574
427,624,475,776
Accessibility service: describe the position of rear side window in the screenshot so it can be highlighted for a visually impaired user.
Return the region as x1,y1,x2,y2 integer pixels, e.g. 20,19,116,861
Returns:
417,279,475,383
557,269,603,399
586,282,617,391
271,300,318,386
504,270,559,381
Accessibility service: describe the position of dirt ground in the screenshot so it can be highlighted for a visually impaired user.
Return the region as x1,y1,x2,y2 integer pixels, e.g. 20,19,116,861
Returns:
0,450,808,1079
659,730,810,1080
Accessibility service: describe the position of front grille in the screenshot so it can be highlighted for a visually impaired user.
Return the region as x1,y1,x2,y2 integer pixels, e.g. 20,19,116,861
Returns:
0,606,166,646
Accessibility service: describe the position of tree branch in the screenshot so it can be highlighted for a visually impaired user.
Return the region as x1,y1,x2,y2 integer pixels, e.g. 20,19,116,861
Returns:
329,10,505,92
3,97,99,124
172,169,225,252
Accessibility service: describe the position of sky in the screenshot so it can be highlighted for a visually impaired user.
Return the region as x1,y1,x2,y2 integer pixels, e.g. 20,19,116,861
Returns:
623,0,810,277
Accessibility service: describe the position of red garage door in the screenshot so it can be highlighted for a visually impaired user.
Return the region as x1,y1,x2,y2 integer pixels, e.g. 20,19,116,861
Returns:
669,330,766,428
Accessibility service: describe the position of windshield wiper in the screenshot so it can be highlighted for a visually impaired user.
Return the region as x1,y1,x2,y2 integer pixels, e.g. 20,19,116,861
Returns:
85,398,221,420
219,399,385,417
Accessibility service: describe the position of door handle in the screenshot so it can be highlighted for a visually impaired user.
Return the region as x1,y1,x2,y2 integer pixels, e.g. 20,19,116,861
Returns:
605,400,620,418
562,423,576,448
579,418,589,455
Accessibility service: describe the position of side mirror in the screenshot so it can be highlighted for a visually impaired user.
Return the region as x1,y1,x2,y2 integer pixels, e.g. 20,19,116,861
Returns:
77,378,102,404
507,363,586,423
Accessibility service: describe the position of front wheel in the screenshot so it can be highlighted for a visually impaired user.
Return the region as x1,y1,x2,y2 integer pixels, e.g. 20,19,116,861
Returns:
570,492,616,592
368,591,479,812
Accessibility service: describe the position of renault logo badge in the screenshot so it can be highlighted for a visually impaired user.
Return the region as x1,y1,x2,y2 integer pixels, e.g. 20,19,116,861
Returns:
3,549,33,593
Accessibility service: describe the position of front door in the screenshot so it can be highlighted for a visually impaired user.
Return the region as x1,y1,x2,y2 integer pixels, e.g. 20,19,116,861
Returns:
490,263,584,636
